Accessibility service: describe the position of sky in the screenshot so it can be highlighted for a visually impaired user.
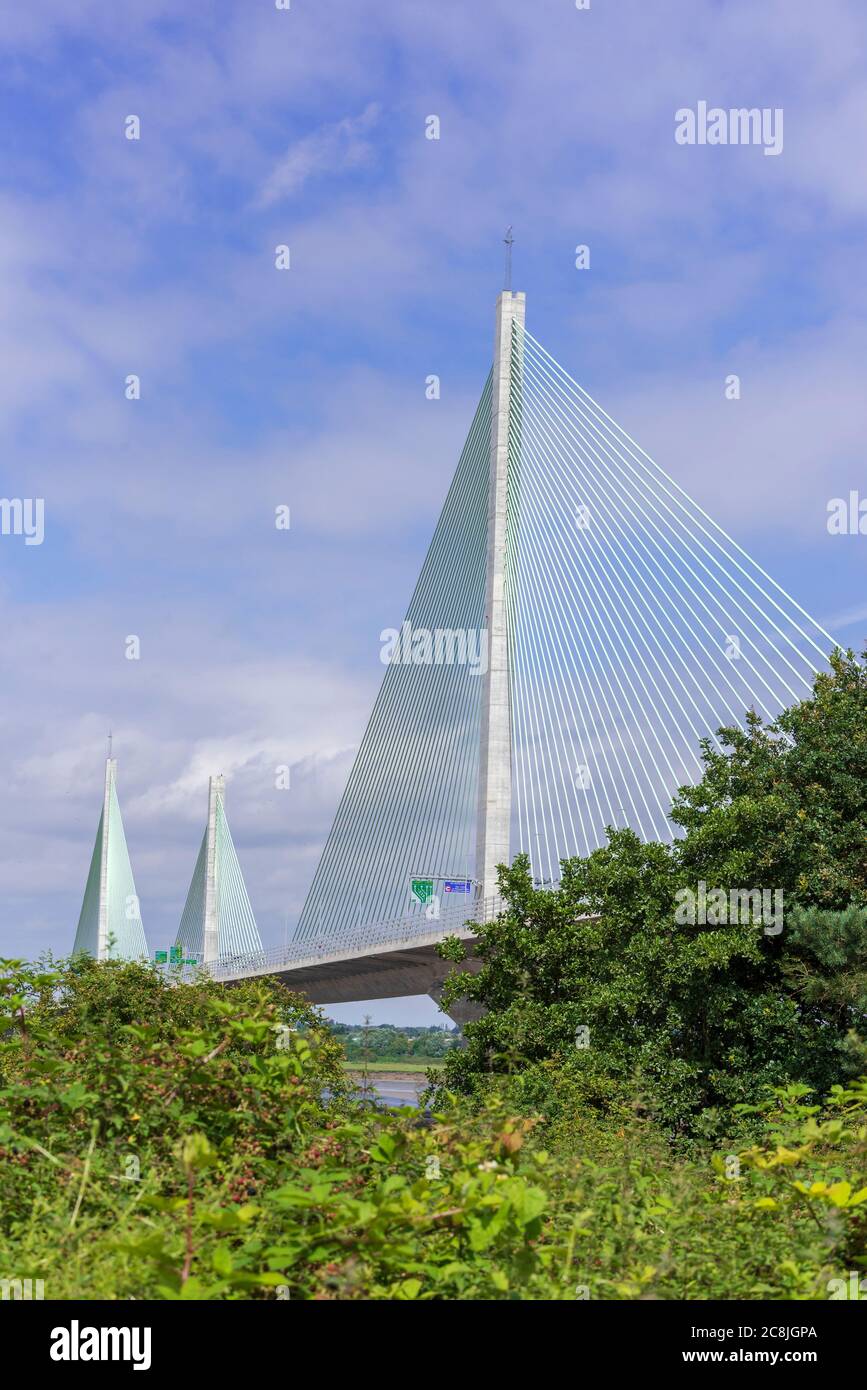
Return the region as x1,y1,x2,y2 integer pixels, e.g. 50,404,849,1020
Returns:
1,0,865,1024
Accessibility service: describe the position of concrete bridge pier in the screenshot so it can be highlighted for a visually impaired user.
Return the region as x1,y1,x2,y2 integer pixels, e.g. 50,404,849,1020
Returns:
427,976,486,1027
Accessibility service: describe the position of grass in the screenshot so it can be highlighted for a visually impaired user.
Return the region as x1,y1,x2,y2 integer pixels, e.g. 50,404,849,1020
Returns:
342,1060,444,1073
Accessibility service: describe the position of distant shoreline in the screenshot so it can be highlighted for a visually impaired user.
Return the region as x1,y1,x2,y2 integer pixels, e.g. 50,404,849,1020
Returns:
341,1060,443,1074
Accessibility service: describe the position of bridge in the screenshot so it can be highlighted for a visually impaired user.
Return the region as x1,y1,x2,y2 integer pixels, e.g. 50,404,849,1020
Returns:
200,896,505,1024
72,286,834,1013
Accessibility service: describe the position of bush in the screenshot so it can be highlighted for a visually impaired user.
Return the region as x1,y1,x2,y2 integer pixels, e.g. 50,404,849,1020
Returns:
2,955,865,1299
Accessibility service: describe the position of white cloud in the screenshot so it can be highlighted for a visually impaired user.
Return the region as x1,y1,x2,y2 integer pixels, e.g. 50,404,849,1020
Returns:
257,103,381,206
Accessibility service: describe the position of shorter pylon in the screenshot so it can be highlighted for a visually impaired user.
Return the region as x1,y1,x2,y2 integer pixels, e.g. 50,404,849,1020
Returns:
73,759,148,961
175,776,263,964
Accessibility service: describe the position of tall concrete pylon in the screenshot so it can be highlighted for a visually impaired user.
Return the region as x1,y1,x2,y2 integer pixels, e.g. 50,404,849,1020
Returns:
293,289,523,942
202,772,222,964
475,290,524,901
176,775,263,964
73,758,148,961
285,285,835,946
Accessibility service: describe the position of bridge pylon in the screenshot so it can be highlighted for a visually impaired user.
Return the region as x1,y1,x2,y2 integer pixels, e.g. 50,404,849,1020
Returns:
72,758,148,961
475,290,524,901
175,775,263,965
292,284,834,947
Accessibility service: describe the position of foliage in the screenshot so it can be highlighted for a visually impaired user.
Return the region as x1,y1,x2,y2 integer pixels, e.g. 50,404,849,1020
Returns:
435,651,867,1136
0,957,549,1299
1,955,865,1300
726,1079,867,1294
783,905,867,1058
671,647,867,908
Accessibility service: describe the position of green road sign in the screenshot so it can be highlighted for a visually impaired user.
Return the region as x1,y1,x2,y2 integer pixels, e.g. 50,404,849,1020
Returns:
183,958,197,966
169,946,182,965
411,878,434,906
154,951,168,964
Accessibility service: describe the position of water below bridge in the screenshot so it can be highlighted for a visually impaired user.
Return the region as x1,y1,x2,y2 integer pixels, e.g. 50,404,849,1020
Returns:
349,1071,430,1108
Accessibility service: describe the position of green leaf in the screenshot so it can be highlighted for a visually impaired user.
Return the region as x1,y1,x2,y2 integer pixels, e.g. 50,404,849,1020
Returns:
826,1181,852,1207
395,1279,422,1300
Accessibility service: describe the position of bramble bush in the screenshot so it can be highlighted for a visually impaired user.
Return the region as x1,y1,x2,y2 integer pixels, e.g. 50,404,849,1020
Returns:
1,954,866,1299
0,957,555,1299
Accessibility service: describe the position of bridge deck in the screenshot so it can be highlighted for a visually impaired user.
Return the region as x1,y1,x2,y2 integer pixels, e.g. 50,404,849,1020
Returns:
198,897,504,1014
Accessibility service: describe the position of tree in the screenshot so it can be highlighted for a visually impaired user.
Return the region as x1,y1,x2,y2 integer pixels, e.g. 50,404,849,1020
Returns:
782,904,867,1074
671,647,867,909
437,651,867,1135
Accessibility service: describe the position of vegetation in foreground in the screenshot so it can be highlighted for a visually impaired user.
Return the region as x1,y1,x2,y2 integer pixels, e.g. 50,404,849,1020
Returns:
1,952,866,1301
0,649,864,1300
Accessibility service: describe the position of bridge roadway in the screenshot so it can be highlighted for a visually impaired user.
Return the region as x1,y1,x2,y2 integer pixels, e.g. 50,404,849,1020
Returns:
202,897,505,1024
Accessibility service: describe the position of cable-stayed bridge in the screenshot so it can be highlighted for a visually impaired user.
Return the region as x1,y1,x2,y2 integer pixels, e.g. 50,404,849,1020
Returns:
73,290,834,1012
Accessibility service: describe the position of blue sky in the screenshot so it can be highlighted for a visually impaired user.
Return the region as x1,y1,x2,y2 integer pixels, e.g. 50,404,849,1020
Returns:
1,0,866,1023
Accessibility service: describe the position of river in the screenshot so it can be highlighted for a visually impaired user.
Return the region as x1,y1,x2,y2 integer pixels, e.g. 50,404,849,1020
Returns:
347,1071,430,1108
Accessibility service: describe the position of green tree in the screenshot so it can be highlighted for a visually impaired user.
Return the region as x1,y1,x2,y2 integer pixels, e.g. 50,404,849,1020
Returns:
436,651,867,1135
782,904,867,1072
671,647,867,908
